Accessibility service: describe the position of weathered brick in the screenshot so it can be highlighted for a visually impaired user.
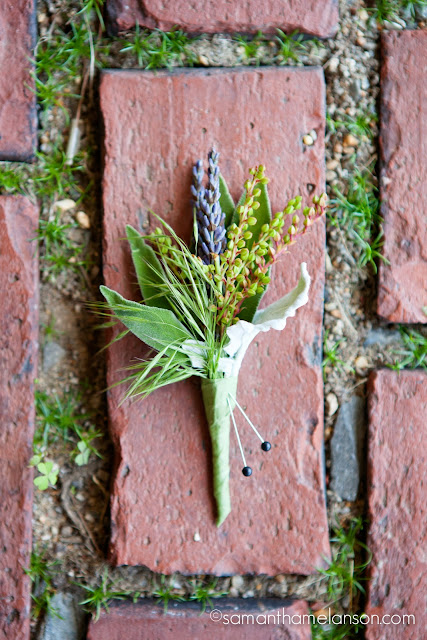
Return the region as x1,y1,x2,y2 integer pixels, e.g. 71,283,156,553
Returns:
378,31,427,323
366,370,427,639
100,67,329,575
87,599,312,639
0,197,38,640
0,0,37,161
106,0,339,38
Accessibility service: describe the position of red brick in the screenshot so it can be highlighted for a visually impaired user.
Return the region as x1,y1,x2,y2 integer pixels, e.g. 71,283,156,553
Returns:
87,599,312,640
0,197,38,640
377,31,427,323
100,67,329,575
0,0,37,161
366,370,427,639
107,0,339,38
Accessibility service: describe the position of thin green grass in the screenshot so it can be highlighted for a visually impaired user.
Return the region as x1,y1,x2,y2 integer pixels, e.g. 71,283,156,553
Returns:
25,548,60,620
372,0,427,22
275,29,307,62
312,518,371,639
328,168,386,272
32,389,103,487
322,330,355,380
234,31,265,64
388,327,427,370
78,568,131,621
120,25,196,69
327,110,378,140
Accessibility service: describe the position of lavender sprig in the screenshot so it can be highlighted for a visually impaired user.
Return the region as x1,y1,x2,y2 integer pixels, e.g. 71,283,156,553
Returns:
192,149,226,265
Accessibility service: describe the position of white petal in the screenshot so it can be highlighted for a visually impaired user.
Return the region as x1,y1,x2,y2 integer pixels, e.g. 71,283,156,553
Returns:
252,262,311,330
223,263,311,375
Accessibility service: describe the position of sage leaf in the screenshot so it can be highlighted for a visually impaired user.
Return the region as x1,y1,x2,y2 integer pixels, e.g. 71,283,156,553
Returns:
219,175,235,228
100,286,193,352
126,225,172,310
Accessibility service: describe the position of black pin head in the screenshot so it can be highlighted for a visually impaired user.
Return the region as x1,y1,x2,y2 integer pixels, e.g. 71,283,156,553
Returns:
242,466,252,477
261,441,271,452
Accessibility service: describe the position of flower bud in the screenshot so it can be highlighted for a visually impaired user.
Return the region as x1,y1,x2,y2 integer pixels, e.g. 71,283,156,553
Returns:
248,217,257,226
243,231,253,240
252,201,260,210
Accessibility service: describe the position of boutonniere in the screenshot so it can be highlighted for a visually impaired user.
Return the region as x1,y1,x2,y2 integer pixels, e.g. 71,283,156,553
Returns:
100,149,326,525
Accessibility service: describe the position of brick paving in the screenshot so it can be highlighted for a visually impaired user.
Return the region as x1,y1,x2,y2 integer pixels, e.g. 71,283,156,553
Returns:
100,67,329,575
366,370,427,639
0,0,37,161
377,30,427,323
106,0,339,38
0,197,38,640
87,599,312,639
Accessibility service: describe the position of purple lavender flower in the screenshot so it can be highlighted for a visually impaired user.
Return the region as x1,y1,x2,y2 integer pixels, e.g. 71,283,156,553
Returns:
192,149,226,265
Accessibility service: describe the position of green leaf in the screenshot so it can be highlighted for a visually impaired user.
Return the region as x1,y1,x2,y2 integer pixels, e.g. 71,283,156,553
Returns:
48,470,58,483
29,454,42,467
126,225,172,310
100,286,193,353
219,175,235,228
245,180,271,250
75,449,90,466
231,189,247,226
37,462,51,475
34,476,49,491
237,267,271,323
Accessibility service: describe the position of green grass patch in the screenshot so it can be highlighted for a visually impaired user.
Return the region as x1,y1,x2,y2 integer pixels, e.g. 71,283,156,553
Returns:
120,24,196,69
25,548,60,620
312,517,371,639
388,327,427,371
31,389,103,490
328,168,386,272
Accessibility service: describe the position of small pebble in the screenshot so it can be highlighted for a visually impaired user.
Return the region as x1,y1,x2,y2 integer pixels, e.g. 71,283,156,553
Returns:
302,134,314,146
326,170,337,182
326,392,339,417
231,575,244,590
193,532,201,542
76,211,90,229
355,355,369,374
55,198,76,212
61,526,73,537
326,159,339,170
328,57,339,73
343,133,359,147
198,55,209,66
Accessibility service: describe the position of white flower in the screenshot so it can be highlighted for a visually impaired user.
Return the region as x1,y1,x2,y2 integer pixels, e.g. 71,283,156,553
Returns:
184,263,311,378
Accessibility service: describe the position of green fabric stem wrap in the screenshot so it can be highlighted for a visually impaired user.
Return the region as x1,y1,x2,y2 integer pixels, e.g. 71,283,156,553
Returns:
201,376,238,527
